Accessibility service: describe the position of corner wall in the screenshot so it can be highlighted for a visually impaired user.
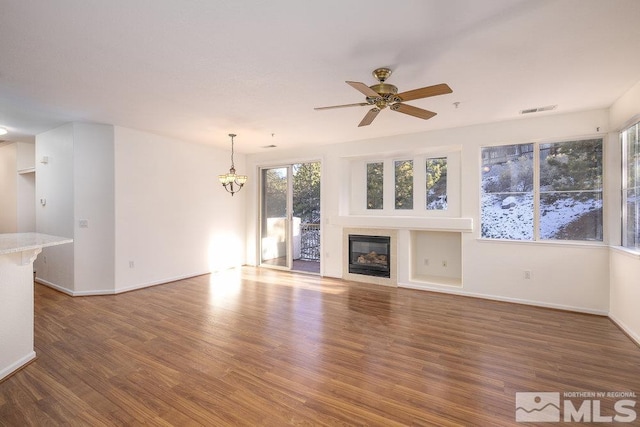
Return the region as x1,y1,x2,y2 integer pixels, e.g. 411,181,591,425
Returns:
73,124,116,294
113,127,247,292
609,80,640,343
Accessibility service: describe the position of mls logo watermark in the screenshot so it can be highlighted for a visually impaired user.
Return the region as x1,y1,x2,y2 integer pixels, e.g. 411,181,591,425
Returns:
516,392,560,422
516,391,637,423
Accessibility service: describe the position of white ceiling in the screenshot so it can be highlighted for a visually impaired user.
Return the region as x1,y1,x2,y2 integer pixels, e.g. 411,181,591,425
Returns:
1,0,640,153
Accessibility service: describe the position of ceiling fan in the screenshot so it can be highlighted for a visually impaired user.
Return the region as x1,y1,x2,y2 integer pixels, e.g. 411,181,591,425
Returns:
315,67,453,127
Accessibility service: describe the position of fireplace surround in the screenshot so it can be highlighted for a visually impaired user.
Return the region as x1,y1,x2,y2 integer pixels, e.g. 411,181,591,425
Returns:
343,228,397,287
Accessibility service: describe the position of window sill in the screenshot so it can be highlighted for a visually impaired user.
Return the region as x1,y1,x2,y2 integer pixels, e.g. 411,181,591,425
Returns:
610,246,640,259
476,238,608,249
332,215,473,232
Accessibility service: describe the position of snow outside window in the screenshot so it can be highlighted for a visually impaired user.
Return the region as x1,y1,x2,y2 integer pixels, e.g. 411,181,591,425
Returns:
539,139,603,241
481,138,603,242
481,144,534,240
622,122,640,250
426,157,447,210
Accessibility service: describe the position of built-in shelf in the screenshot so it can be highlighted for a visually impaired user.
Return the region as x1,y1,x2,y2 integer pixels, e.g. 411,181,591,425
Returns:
17,167,35,174
411,230,462,287
332,216,473,232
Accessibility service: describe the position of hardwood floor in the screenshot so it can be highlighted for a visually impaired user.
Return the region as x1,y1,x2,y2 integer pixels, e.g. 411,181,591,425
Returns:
1,267,639,426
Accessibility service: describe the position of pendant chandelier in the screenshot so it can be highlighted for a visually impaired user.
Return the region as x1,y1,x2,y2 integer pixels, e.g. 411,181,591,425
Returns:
218,133,247,196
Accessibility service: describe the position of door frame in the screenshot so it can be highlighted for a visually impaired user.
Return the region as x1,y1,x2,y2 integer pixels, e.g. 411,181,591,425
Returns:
256,159,323,274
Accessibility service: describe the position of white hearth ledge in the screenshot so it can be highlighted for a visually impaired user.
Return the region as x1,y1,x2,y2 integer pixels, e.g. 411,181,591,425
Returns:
332,216,473,232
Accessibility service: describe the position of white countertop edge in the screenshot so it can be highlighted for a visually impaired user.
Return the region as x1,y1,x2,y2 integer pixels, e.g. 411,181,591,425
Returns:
0,233,73,256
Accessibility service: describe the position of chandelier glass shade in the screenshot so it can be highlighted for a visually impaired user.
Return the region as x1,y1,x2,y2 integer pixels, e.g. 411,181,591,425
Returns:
218,133,247,196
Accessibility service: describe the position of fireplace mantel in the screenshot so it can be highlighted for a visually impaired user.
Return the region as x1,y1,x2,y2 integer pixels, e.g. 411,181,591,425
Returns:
332,216,473,232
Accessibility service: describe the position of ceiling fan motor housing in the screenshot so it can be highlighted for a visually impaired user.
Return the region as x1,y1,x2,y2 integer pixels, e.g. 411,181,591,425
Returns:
368,83,399,108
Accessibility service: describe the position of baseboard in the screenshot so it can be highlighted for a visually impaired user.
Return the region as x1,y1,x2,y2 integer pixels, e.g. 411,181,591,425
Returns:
34,277,74,296
35,271,211,296
398,281,609,316
0,351,36,382
113,271,210,295
608,312,640,347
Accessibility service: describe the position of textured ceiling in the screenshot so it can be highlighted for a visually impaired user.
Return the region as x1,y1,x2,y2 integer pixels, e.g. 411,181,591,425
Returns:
1,0,640,153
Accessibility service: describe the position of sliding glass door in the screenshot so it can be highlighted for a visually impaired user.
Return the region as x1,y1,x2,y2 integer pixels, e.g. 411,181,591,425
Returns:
259,162,321,273
260,166,291,268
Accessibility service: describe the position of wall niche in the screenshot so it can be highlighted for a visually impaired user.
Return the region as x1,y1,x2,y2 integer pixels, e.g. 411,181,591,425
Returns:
410,230,462,286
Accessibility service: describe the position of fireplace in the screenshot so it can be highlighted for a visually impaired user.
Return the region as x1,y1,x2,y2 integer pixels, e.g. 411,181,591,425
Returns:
348,234,391,278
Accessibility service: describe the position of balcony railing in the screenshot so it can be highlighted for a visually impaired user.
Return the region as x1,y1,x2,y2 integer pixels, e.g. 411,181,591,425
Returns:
300,223,320,261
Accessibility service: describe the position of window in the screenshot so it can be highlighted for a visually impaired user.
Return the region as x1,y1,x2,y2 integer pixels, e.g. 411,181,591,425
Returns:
539,139,603,241
366,162,383,209
481,138,603,242
395,160,413,209
622,121,640,250
426,157,448,210
481,144,534,240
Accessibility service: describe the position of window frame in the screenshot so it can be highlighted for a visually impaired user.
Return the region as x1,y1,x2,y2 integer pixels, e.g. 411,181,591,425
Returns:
480,136,605,244
621,120,640,252
425,156,448,211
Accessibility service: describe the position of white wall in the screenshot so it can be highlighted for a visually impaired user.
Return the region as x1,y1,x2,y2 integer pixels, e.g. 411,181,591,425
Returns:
247,108,612,313
608,79,640,343
0,143,18,232
35,124,75,291
114,126,246,292
73,124,115,294
35,123,114,294
16,142,36,232
34,122,246,295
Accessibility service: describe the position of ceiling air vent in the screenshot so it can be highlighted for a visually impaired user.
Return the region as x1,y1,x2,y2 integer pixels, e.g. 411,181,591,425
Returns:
520,105,557,115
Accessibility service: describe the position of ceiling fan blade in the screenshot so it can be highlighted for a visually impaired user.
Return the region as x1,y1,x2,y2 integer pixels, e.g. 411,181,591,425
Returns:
396,83,452,102
314,102,369,110
391,103,437,120
346,81,381,98
358,108,380,127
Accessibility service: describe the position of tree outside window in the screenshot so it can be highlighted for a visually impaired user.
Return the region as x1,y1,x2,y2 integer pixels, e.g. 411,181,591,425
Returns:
395,160,413,209
367,162,384,209
426,157,447,210
539,139,603,241
481,139,603,242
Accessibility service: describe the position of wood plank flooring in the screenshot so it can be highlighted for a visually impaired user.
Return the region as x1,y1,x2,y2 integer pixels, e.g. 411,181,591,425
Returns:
1,267,639,426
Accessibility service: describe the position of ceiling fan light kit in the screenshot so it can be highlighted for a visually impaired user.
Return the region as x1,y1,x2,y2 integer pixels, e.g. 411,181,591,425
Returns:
315,68,452,127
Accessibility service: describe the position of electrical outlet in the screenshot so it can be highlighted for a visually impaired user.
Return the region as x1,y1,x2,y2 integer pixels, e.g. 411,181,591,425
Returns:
129,261,135,268
524,270,532,280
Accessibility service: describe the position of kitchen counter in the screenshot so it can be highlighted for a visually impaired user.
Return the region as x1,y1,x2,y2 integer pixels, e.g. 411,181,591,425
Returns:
0,233,72,381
